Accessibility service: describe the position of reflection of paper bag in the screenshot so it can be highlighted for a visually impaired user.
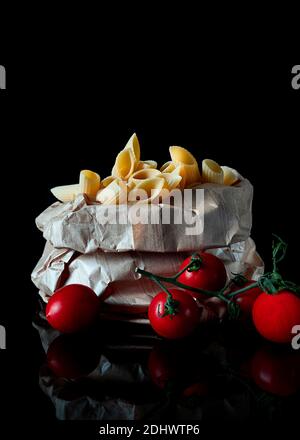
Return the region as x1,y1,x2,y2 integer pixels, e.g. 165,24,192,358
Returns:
32,238,264,324
35,177,253,253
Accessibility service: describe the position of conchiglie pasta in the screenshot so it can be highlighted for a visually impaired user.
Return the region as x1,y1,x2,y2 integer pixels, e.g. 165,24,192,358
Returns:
79,170,101,200
160,161,177,173
112,149,136,181
124,133,140,162
50,184,80,202
169,146,197,165
169,146,201,188
128,168,162,186
202,159,223,184
162,172,182,190
136,160,157,170
100,175,118,189
96,180,127,205
50,132,244,204
221,166,239,186
128,177,165,203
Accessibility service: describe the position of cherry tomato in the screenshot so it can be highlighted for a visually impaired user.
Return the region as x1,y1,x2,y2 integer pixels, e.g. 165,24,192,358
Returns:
251,345,300,396
46,284,100,333
230,281,262,317
47,334,100,379
148,289,200,339
178,252,227,299
252,290,300,343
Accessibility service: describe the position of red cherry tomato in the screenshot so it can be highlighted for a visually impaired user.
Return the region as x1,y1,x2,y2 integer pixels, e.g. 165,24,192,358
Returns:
47,334,100,379
252,290,300,343
230,281,263,317
251,346,300,396
178,252,227,299
46,284,100,333
148,289,200,339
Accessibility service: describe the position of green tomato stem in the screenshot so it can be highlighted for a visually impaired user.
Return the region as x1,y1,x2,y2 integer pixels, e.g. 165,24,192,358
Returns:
135,267,230,302
173,262,192,280
227,281,260,298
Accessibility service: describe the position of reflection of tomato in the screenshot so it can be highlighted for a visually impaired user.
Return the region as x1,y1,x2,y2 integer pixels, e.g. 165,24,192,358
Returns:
148,342,210,392
178,253,227,299
252,291,300,343
47,334,100,379
148,344,181,389
182,382,209,397
251,346,300,396
148,289,200,339
230,281,262,317
46,284,100,333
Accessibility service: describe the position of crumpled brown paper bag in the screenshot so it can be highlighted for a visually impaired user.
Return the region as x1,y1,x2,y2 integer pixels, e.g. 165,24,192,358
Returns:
35,177,253,253
32,238,264,324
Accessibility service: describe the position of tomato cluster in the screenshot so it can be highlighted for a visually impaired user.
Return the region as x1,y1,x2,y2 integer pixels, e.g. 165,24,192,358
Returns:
44,250,300,346
148,252,227,339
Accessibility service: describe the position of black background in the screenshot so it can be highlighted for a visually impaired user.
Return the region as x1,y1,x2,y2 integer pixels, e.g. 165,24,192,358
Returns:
0,31,299,437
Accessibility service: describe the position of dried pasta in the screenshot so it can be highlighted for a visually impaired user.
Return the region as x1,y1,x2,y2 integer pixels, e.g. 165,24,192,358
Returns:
221,166,239,186
202,159,224,184
50,133,241,204
100,175,118,189
50,184,80,202
169,146,201,188
136,160,157,170
128,177,165,203
128,168,162,186
112,149,136,181
162,172,182,190
160,161,177,173
96,180,127,205
79,170,101,200
124,132,140,162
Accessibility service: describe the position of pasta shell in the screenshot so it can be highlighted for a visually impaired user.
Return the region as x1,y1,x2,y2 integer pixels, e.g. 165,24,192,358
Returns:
128,168,161,186
169,146,198,166
202,159,224,184
96,180,127,205
136,160,158,170
100,175,118,189
221,166,239,186
169,146,201,187
162,172,182,190
112,149,136,181
79,170,101,200
124,133,140,162
160,161,176,173
128,177,165,203
173,163,204,189
50,184,80,202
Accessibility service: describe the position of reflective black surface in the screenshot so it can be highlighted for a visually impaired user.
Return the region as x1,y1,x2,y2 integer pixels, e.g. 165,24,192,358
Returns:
32,299,300,423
